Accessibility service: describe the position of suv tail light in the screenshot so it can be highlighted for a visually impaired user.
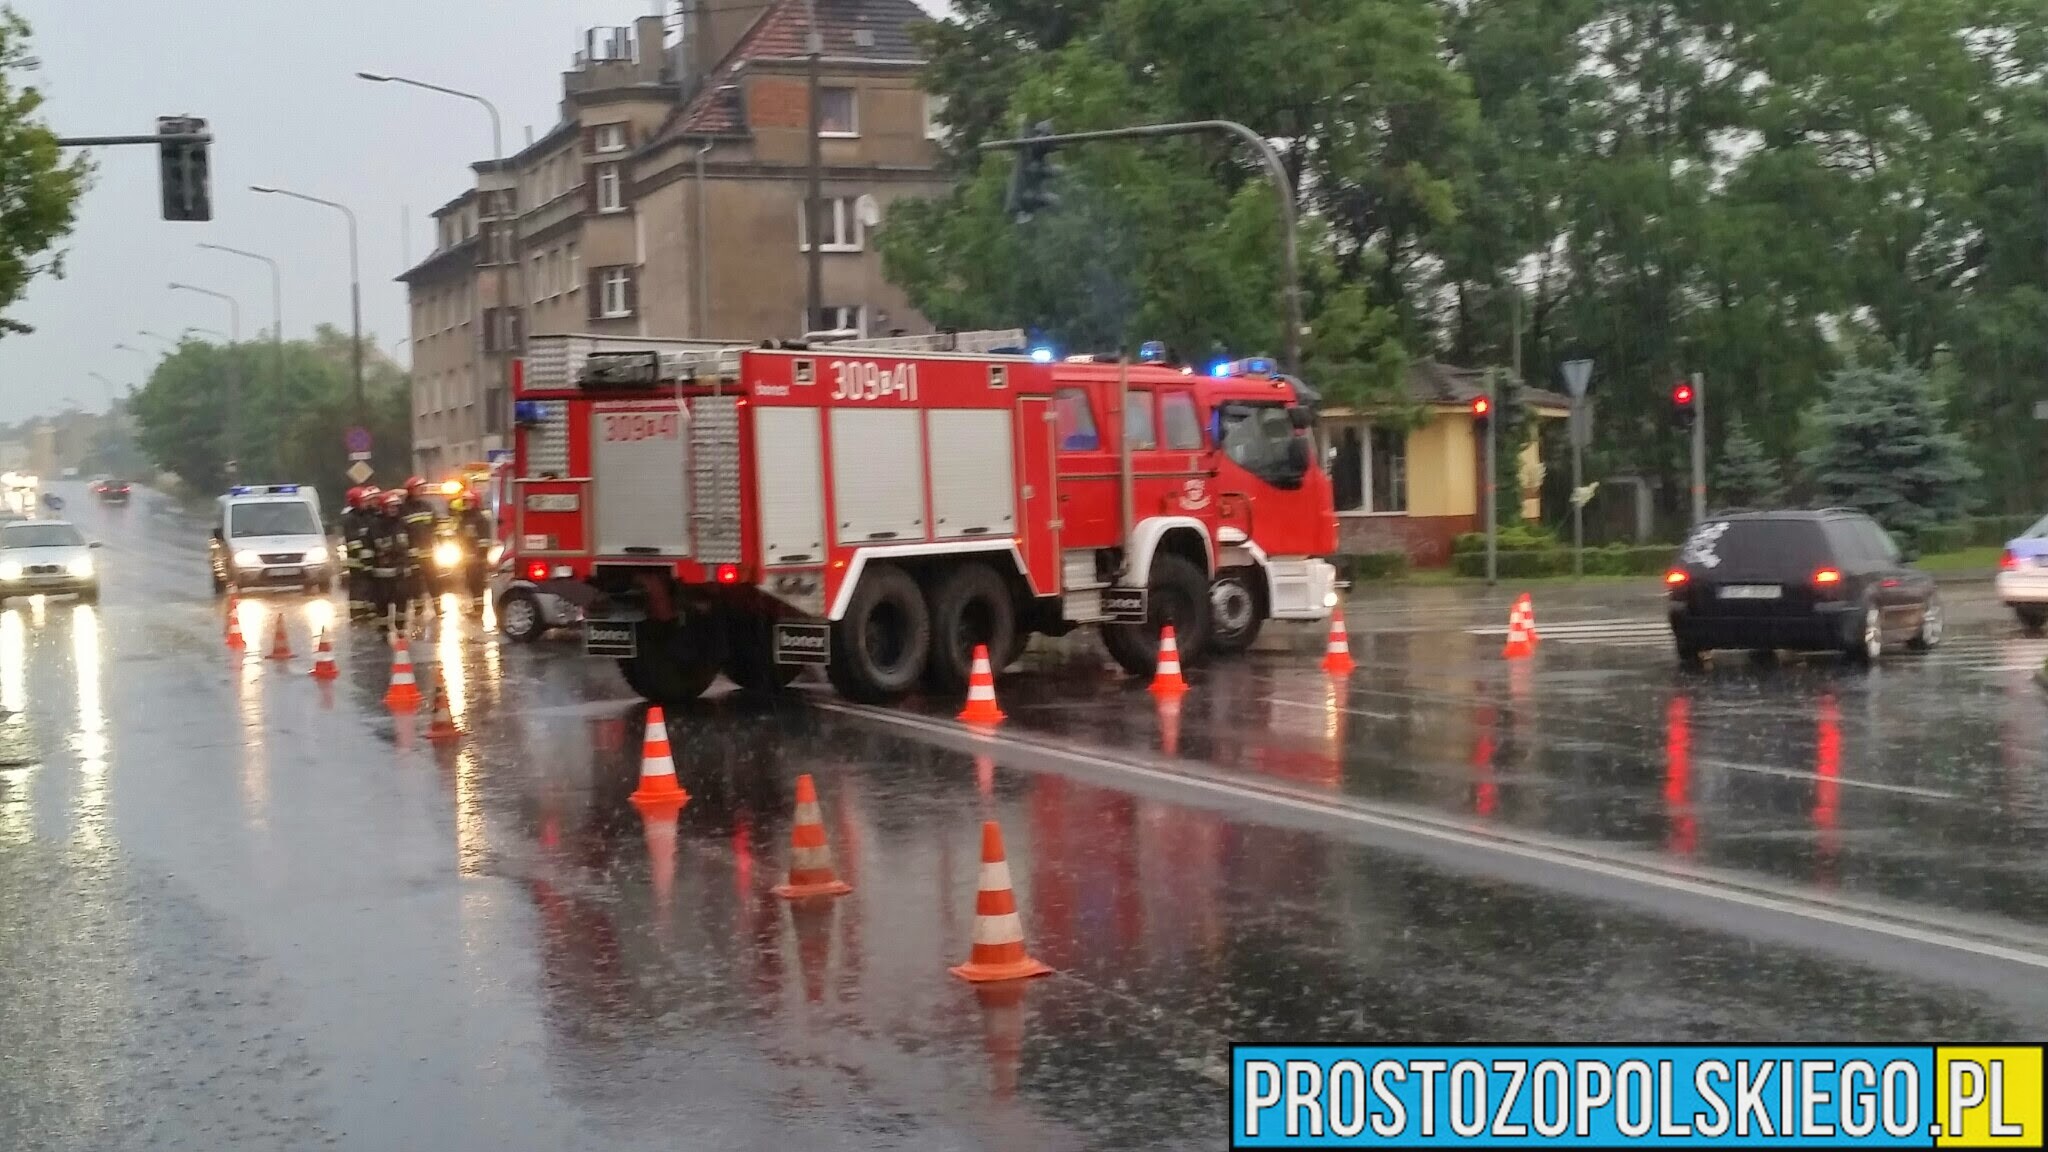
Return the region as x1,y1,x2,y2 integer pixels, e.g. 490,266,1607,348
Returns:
1812,568,1844,596
2002,549,2019,571
1663,568,1689,597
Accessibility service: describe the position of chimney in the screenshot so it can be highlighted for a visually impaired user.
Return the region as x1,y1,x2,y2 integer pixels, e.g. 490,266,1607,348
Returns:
689,0,762,89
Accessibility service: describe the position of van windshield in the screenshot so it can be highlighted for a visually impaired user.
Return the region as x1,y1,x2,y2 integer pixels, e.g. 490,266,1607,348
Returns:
0,523,83,549
229,502,318,538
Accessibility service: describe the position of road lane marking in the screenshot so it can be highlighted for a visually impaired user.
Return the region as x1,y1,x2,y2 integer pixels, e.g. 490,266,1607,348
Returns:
819,699,2048,982
1698,756,1962,799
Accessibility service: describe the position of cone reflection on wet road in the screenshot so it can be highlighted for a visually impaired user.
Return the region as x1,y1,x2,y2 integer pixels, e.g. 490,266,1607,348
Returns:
1664,694,1696,857
642,801,679,937
974,980,1028,1100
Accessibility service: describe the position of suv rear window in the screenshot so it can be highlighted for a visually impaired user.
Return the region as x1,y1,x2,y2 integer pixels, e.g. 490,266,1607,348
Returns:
1679,518,1830,576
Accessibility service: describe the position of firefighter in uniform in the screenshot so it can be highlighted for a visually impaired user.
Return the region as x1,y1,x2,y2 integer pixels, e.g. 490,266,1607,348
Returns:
340,486,377,619
399,476,441,610
368,489,413,625
446,488,491,600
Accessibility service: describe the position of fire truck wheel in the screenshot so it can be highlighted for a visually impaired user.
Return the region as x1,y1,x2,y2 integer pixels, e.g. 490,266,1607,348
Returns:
724,616,802,694
1102,553,1211,676
925,562,1018,692
1205,568,1265,657
617,618,721,706
827,564,931,703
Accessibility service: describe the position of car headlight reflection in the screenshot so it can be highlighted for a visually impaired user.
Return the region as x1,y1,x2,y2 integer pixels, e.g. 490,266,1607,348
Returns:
433,540,463,570
66,558,92,578
0,561,20,581
233,550,262,568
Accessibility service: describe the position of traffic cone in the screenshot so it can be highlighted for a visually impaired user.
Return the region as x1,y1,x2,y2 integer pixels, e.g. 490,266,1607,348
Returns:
384,633,422,710
957,644,1005,725
1517,593,1541,645
1148,626,1188,697
1502,601,1535,660
425,666,460,742
628,707,690,810
266,611,294,661
309,627,338,681
1320,608,1356,675
772,774,853,899
951,821,1052,983
224,595,245,650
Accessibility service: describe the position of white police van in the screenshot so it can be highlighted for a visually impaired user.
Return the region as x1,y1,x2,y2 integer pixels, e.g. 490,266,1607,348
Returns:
209,484,333,595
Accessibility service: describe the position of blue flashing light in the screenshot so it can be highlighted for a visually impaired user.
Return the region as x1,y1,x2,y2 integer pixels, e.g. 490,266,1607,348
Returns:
229,486,251,495
1030,346,1055,363
513,400,549,425
1138,340,1167,364
1209,360,1232,377
1240,356,1276,377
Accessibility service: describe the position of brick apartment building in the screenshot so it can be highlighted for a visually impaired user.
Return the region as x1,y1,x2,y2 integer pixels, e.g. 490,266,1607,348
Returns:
399,1,946,473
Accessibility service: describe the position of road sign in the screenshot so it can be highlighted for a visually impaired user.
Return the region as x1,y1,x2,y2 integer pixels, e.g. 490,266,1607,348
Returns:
344,425,372,455
348,451,372,463
1561,359,1593,400
346,460,373,485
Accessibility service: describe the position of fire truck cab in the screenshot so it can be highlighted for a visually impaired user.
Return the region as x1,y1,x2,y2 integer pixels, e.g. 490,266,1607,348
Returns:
509,329,1338,705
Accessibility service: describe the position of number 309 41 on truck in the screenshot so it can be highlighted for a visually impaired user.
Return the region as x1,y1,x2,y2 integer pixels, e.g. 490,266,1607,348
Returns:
505,329,1340,706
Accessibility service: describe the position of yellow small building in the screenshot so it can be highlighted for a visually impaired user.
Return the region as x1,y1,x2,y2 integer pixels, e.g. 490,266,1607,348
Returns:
1319,361,1570,567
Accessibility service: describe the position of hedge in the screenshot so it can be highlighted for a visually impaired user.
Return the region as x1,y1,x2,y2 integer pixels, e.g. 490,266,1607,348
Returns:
1338,551,1410,582
1451,525,1557,555
1451,544,1674,579
1914,514,2038,555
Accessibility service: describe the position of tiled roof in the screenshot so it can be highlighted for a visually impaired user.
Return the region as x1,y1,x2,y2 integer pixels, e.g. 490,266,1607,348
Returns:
671,0,930,137
1408,360,1571,412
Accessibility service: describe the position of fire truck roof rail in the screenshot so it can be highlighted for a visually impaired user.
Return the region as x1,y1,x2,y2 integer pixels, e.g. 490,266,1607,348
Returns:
801,328,1028,356
526,328,1031,390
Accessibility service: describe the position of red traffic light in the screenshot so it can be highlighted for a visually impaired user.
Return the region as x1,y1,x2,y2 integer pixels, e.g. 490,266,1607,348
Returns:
1472,396,1491,418
1672,382,1695,406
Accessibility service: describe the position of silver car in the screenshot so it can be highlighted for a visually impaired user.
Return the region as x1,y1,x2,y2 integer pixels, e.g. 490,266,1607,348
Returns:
0,519,101,603
491,569,580,643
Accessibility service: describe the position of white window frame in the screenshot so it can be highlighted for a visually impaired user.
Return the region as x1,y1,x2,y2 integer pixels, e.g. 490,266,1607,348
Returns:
805,305,865,337
1328,418,1409,516
817,88,857,137
594,123,627,153
596,162,624,212
923,93,948,141
531,254,547,304
600,268,631,318
566,243,580,292
797,196,864,253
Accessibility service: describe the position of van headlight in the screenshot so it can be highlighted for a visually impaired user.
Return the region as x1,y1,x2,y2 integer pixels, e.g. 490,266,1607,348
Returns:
66,557,92,578
433,540,463,569
0,561,19,581
303,544,328,564
233,549,262,568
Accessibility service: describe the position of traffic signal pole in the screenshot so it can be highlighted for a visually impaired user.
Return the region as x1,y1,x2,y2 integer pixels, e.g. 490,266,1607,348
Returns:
1690,371,1707,524
1484,371,1498,586
981,120,1303,376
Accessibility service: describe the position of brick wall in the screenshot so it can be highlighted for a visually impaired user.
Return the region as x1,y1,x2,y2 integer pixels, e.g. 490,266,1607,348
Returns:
1337,513,1475,569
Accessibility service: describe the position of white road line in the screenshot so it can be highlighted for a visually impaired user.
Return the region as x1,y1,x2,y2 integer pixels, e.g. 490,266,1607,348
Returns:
1699,757,1962,800
820,700,2048,973
1265,696,1404,722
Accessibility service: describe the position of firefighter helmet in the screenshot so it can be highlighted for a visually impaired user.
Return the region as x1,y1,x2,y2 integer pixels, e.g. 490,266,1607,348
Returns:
344,485,367,509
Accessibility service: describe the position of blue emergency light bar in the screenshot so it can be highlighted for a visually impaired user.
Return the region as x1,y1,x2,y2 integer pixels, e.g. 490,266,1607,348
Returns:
1030,347,1055,363
229,484,299,495
513,400,549,426
1236,357,1277,377
1138,340,1168,364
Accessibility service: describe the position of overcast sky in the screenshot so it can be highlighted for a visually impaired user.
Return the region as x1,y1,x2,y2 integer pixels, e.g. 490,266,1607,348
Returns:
2,0,944,423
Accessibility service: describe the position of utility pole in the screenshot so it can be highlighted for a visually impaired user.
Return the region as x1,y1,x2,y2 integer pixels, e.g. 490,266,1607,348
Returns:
1484,369,1499,586
802,0,825,331
980,120,1304,375
1690,370,1707,524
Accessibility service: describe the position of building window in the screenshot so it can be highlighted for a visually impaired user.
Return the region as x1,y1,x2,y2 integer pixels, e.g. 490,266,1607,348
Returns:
923,93,948,141
1330,421,1408,513
805,305,864,336
596,163,623,212
566,243,579,291
1053,387,1099,452
532,255,546,304
594,123,627,153
600,267,632,318
1124,391,1156,450
818,87,857,136
797,196,864,252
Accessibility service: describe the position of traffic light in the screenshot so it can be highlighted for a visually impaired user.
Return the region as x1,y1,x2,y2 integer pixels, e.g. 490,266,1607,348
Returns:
1471,394,1492,433
157,116,211,222
1003,120,1060,222
1671,380,1697,429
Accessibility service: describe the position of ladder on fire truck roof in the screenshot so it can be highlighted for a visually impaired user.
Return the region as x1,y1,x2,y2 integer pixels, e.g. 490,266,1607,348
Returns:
522,328,1028,391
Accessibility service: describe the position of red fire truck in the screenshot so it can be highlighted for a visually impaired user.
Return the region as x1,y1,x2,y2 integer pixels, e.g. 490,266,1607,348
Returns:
507,328,1338,705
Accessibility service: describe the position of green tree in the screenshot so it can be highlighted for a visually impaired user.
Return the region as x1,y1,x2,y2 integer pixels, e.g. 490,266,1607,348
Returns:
1713,414,1784,508
0,9,88,336
1798,358,1979,541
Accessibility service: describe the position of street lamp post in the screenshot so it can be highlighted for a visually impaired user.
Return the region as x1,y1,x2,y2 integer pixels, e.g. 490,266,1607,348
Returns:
358,71,514,451
169,281,243,481
198,242,286,427
111,342,148,360
249,185,361,422
136,330,173,348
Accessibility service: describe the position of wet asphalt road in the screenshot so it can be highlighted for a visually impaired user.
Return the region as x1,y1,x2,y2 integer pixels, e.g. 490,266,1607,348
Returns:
3,484,2047,1150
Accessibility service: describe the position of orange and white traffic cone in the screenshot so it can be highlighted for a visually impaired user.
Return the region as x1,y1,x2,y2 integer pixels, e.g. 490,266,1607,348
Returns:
266,611,294,661
1517,593,1540,645
224,595,245,650
425,666,460,742
1320,608,1356,675
628,707,690,810
771,773,853,900
384,633,422,710
957,644,1005,725
1502,601,1535,660
951,820,1053,983
309,627,338,681
1148,625,1188,697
